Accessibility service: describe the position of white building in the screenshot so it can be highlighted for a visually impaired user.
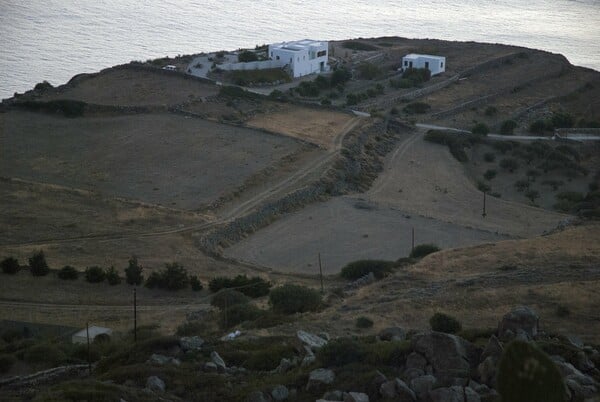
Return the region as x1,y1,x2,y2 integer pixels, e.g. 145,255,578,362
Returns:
401,54,446,76
268,39,330,78
72,326,112,344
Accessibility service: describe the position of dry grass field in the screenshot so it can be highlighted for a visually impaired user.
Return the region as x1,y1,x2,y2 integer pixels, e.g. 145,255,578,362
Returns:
1,111,303,209
311,223,600,343
247,105,358,149
40,68,218,106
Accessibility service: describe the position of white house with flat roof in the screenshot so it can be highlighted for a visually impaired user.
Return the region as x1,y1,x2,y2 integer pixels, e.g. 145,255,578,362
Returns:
72,326,112,344
401,54,446,76
268,39,330,78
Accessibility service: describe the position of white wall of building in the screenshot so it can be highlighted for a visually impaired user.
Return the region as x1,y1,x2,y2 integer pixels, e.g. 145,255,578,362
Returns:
269,40,329,78
401,54,446,76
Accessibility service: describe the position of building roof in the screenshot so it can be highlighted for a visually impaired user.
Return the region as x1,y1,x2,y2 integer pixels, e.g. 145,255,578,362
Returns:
403,53,445,60
73,326,112,339
271,39,326,52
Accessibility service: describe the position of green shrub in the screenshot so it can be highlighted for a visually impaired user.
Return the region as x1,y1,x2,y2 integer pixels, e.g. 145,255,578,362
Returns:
390,107,399,115
24,343,66,366
296,81,321,97
556,191,584,203
484,152,495,162
364,340,411,366
125,256,143,285
526,169,541,181
514,179,530,192
389,78,414,89
356,316,374,328
208,275,271,298
85,266,105,283
58,265,78,280
1,329,24,343
403,102,431,114
358,62,381,80
34,81,53,92
477,181,491,192
484,169,497,181
0,354,16,373
551,112,574,129
402,68,431,84
321,98,331,106
269,284,321,314
493,141,516,154
429,312,462,334
144,262,189,290
529,120,548,134
105,266,121,285
409,244,440,259
542,180,564,191
237,50,258,62
525,189,540,203
243,343,297,371
1,257,20,274
500,120,517,135
340,260,394,280
211,289,250,309
330,67,352,87
471,123,489,135
190,275,202,291
29,250,49,276
500,157,519,173
14,100,85,118
555,305,570,317
318,338,367,366
484,106,498,116
497,341,567,402
220,303,262,329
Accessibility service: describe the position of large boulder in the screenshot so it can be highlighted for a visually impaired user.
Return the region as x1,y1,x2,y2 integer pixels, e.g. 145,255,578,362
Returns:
344,392,369,402
297,330,328,351
146,376,165,392
271,385,289,401
406,352,427,370
307,368,335,391
428,386,464,402
180,336,204,351
246,391,268,402
464,387,481,402
410,375,437,400
378,327,406,341
211,351,226,371
395,378,417,401
412,332,480,382
498,306,539,339
480,335,502,361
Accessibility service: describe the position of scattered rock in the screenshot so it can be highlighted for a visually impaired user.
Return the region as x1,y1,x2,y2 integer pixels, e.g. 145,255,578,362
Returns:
148,353,180,366
380,380,397,398
211,351,226,371
297,330,328,351
410,375,437,400
412,332,479,382
204,362,218,372
395,378,417,402
179,336,204,351
372,370,387,389
322,390,344,401
345,272,376,290
378,327,406,341
307,368,335,391
480,335,503,361
498,306,539,339
272,384,289,401
428,386,464,402
274,358,295,374
344,392,369,402
477,356,497,387
246,390,268,402
403,368,425,380
302,355,316,366
565,334,584,349
146,376,165,393
406,352,427,370
464,386,481,402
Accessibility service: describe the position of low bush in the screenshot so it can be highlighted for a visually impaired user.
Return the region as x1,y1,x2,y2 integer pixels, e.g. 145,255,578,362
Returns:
237,50,258,62
220,303,262,329
145,262,189,291
318,338,367,366
500,157,519,173
125,256,143,286
477,181,491,192
483,152,496,162
529,119,548,134
403,102,431,114
364,340,411,366
542,180,564,191
500,120,518,135
295,81,321,97
429,312,462,334
514,179,530,192
208,275,271,298
389,77,414,89
471,123,489,136
211,289,250,309
229,68,290,85
1,257,20,274
525,189,540,203
423,130,479,162
58,265,78,280
14,100,85,118
551,112,574,129
105,266,121,285
409,244,440,259
269,284,321,314
29,250,49,276
85,266,106,283
556,191,585,203
190,275,202,291
555,305,570,317
0,354,16,373
484,169,497,181
356,316,374,328
402,68,431,85
243,343,297,371
24,343,66,366
358,62,381,80
484,106,498,116
340,260,394,280
330,67,352,87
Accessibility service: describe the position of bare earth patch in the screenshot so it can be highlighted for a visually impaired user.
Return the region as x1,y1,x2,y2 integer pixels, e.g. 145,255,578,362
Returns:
247,105,357,149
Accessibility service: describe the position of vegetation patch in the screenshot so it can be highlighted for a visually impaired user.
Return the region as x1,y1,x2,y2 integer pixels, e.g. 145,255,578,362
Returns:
342,41,378,51
145,262,189,290
208,275,271,298
228,68,290,86
269,284,321,314
13,100,86,118
340,259,394,280
409,243,440,259
429,312,462,334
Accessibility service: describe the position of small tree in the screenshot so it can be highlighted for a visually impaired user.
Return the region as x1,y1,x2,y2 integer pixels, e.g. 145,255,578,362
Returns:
269,284,321,314
430,312,462,334
483,152,496,163
409,244,440,259
125,256,143,285
28,251,49,276
525,189,540,204
105,266,121,285
57,266,78,280
484,169,497,181
529,120,547,134
190,275,202,291
526,169,541,182
85,266,106,283
500,120,517,135
471,123,489,136
1,257,20,274
500,158,519,173
237,50,258,63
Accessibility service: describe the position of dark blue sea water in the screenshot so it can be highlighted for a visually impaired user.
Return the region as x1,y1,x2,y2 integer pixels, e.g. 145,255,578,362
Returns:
1,0,599,99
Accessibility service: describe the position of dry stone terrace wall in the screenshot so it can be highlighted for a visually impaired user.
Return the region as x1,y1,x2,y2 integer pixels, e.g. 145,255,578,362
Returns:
197,119,412,255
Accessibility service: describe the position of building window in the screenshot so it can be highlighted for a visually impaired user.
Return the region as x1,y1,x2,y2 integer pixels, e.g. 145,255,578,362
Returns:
270,51,273,57
276,55,280,60
317,50,326,57
441,62,444,68
404,61,408,66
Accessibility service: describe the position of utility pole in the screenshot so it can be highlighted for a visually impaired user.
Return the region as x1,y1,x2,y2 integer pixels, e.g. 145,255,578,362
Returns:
411,227,415,253
133,287,137,343
482,191,487,218
86,322,91,375
318,253,324,294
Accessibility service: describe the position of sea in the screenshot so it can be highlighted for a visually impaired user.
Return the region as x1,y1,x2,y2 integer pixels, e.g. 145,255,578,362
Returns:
1,0,599,100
